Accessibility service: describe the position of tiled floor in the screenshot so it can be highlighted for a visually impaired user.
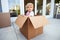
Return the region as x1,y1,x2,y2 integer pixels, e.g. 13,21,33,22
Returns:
0,18,60,40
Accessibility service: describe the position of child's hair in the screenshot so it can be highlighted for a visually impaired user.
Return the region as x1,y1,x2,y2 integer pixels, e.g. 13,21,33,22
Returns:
25,3,34,11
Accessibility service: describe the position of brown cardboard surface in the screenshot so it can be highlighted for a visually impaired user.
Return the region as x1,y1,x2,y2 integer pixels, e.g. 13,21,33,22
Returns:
15,15,28,28
15,15,48,39
29,16,48,29
0,13,11,27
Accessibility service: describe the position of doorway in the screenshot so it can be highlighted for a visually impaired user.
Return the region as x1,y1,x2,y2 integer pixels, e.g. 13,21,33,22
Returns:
24,0,35,15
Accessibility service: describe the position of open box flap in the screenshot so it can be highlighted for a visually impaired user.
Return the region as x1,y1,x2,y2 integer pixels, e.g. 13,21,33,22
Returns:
15,15,28,28
29,16,48,29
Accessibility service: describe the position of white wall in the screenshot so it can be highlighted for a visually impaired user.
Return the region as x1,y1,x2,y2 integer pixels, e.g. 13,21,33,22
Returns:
1,0,9,12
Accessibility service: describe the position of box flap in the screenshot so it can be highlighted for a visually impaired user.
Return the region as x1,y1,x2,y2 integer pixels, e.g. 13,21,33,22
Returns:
15,15,28,28
29,16,48,29
0,13,11,27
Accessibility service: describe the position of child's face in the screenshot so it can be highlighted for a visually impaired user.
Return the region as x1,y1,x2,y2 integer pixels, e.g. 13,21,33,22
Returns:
26,5,33,12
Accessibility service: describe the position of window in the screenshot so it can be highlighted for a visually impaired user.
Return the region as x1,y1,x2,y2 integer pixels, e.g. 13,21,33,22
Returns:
8,0,20,17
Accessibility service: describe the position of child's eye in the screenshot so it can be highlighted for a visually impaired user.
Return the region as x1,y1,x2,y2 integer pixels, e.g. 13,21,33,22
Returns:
27,7,29,8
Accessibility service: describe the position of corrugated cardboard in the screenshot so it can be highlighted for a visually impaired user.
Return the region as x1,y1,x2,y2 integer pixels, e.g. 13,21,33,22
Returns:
0,13,11,28
15,15,48,39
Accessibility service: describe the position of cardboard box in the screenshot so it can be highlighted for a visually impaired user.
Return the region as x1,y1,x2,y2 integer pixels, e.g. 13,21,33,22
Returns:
15,15,48,39
0,13,11,28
